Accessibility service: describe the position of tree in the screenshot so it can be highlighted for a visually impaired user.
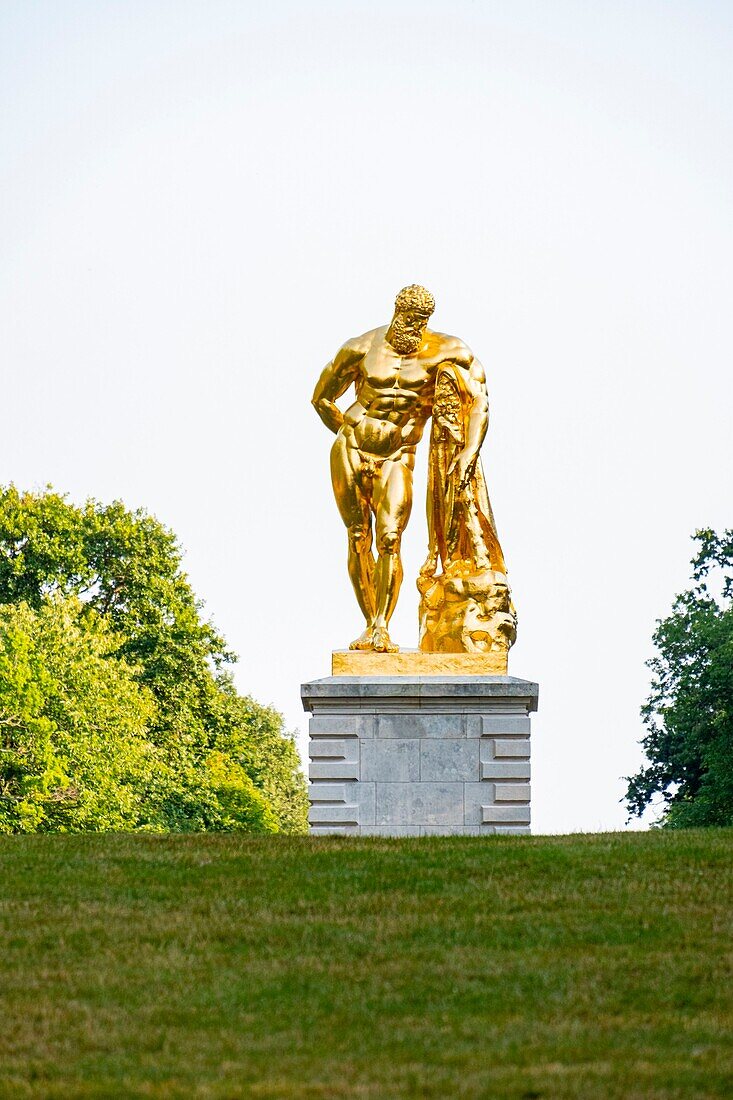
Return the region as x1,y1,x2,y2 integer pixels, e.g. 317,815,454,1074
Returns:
0,486,308,833
0,596,156,832
626,529,733,827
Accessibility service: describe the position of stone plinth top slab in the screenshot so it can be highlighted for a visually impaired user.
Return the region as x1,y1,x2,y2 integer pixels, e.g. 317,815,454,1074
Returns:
301,674,539,713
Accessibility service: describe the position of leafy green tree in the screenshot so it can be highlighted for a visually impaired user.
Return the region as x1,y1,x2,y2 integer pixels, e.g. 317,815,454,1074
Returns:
208,680,311,835
626,529,733,827
0,486,308,833
0,597,156,832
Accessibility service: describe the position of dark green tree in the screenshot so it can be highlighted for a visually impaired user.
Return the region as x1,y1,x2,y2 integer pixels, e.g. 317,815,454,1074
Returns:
0,485,308,833
626,529,733,827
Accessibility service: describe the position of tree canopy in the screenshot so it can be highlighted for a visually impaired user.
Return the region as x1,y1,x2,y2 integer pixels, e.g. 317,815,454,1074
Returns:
0,485,307,834
626,529,733,828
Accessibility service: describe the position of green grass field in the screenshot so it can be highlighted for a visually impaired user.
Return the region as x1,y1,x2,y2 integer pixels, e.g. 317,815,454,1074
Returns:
0,831,731,1099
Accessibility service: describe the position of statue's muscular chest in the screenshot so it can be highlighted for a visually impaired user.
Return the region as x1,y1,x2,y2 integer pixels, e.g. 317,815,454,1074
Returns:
359,344,435,399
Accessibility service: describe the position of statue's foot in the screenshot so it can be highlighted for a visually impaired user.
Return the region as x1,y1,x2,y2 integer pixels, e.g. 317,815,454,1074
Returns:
372,626,398,653
349,628,375,651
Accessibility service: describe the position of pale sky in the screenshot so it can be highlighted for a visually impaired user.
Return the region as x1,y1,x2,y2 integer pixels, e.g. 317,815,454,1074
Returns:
2,1,732,833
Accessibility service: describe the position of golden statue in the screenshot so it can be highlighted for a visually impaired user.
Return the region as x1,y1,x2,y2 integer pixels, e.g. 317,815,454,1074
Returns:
312,285,516,668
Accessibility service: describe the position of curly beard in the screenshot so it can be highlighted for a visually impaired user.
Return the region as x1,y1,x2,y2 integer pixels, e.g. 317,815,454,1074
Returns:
389,315,422,355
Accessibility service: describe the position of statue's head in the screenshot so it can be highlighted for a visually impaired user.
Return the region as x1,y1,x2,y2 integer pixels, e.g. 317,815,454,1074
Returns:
389,284,435,354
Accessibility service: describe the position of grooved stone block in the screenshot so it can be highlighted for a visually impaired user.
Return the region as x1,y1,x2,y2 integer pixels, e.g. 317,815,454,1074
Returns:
481,760,531,780
307,780,376,827
309,759,359,780
492,739,531,759
481,804,531,824
309,783,347,802
309,716,360,735
308,804,359,825
309,735,359,780
302,673,538,836
481,715,531,735
493,782,531,802
309,740,348,759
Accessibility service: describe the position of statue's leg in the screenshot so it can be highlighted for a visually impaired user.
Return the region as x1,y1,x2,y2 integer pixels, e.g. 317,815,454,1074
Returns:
330,435,376,643
371,453,414,652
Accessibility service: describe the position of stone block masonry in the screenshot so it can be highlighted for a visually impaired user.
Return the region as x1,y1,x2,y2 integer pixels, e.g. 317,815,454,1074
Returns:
301,675,539,837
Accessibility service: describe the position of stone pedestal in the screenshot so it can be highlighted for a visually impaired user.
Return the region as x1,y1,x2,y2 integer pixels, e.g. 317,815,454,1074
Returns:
300,675,539,837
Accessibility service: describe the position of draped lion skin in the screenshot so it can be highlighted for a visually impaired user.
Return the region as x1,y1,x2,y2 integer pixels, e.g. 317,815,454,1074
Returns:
312,283,512,660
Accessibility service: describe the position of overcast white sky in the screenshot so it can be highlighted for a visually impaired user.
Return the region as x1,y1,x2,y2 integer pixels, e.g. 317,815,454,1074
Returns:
2,1,731,832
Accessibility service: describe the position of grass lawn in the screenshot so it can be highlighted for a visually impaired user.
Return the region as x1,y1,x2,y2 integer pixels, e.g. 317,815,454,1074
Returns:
0,830,731,1098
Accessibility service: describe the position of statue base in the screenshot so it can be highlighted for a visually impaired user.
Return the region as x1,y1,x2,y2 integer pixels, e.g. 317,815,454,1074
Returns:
331,648,508,676
301,673,539,836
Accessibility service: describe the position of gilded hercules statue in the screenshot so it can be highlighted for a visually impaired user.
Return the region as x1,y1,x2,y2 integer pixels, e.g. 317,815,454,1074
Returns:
312,285,517,664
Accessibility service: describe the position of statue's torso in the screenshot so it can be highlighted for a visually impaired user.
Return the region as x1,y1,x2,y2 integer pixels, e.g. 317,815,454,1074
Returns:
341,327,458,457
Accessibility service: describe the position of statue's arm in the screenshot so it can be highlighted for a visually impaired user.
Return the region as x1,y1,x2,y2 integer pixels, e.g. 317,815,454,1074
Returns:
311,341,364,434
462,355,489,461
447,344,489,488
